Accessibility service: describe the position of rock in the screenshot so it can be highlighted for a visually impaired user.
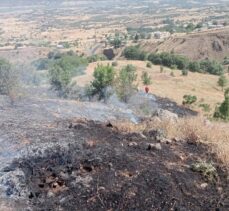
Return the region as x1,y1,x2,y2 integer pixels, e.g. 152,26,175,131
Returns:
200,183,208,189
160,138,172,144
154,109,178,122
47,191,55,198
147,129,166,141
128,142,138,147
147,143,162,151
139,133,147,139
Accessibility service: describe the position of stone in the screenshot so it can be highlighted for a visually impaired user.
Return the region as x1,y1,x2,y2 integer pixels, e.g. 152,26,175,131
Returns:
147,143,162,151
128,142,138,147
160,138,172,144
200,183,208,189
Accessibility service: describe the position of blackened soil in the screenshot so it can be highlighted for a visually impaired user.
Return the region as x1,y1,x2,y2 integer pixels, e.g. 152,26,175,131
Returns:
8,120,229,211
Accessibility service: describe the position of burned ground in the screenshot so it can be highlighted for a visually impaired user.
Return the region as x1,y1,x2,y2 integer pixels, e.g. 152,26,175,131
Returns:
2,119,228,211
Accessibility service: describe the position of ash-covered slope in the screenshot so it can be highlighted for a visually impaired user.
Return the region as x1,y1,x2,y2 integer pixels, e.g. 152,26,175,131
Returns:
0,119,228,210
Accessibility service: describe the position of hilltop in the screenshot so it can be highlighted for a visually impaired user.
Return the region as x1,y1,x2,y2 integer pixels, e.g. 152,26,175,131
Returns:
141,28,229,62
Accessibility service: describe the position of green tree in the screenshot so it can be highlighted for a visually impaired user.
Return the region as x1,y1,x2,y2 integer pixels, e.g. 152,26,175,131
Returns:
214,88,229,121
48,55,87,96
188,61,201,72
90,64,115,99
141,71,152,86
183,95,197,105
116,64,137,102
111,37,122,48
218,74,228,91
123,46,147,61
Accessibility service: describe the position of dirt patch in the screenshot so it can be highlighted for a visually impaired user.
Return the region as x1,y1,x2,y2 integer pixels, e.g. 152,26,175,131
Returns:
3,120,228,211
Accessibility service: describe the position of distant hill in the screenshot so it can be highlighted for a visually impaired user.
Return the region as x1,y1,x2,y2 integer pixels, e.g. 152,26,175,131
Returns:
140,28,229,61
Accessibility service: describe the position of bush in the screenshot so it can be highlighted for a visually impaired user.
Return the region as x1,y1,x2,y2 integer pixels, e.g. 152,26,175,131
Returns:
123,46,147,61
48,55,87,96
90,64,115,99
182,69,189,76
191,161,217,182
146,62,152,68
199,104,211,112
112,61,118,67
218,74,228,91
160,66,164,73
148,52,189,70
214,88,229,121
116,64,137,102
0,58,18,96
87,54,107,63
183,95,197,105
141,71,152,86
170,71,175,77
188,61,201,72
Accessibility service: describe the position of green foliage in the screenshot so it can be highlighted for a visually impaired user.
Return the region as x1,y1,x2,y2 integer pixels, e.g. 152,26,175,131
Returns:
0,58,18,96
123,46,147,61
48,55,87,96
112,61,118,67
90,64,115,99
32,58,50,70
141,71,152,86
148,52,189,70
183,95,197,105
218,74,228,91
191,161,217,182
200,60,224,75
182,69,188,76
110,37,122,48
87,54,107,63
146,62,152,68
199,104,211,112
116,64,137,102
214,88,229,121
188,61,201,72
148,52,224,75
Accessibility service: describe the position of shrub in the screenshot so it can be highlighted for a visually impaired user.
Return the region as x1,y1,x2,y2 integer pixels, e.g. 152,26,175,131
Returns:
146,62,152,68
191,161,217,182
182,69,188,76
116,64,137,102
0,58,18,96
199,104,211,112
48,55,87,96
160,66,164,73
87,54,107,63
141,71,152,86
214,88,229,121
218,74,228,91
170,71,175,77
112,61,118,67
123,46,147,61
183,95,197,105
90,64,115,99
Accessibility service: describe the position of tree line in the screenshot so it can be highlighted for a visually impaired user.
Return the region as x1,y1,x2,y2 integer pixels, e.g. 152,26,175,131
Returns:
123,46,225,75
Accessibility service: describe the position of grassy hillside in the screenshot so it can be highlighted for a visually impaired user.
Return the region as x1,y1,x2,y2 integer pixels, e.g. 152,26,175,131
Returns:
74,60,229,115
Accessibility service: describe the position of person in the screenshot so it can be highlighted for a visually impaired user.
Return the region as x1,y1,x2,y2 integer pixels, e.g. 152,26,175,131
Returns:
145,86,149,93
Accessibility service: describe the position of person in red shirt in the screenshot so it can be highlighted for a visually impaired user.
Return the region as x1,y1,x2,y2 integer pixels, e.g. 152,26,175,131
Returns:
145,86,149,93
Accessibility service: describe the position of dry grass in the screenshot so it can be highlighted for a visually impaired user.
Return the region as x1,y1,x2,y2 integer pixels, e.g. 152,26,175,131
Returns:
116,116,229,168
74,60,229,115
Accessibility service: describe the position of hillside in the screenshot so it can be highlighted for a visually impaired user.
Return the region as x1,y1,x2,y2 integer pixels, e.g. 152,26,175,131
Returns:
141,28,229,62
74,60,229,115
0,95,228,210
